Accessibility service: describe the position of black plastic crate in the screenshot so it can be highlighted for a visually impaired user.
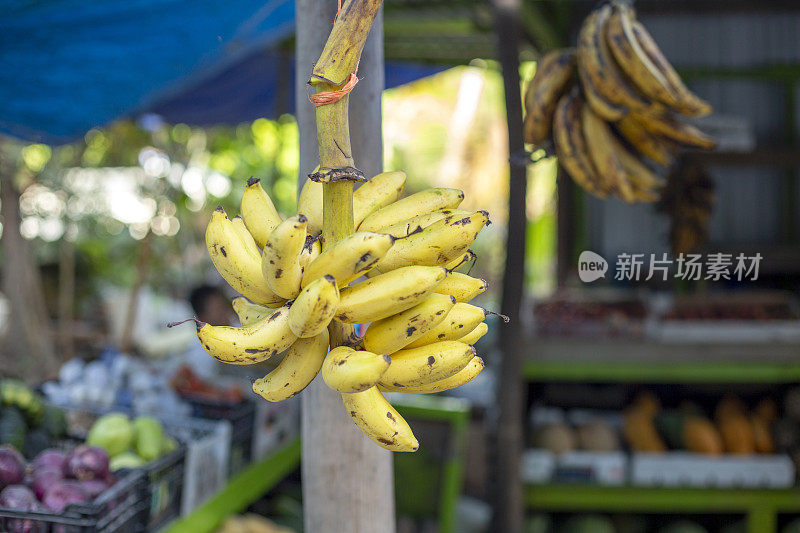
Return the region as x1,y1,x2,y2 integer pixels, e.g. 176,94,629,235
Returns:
141,443,186,531
0,469,148,533
184,397,255,475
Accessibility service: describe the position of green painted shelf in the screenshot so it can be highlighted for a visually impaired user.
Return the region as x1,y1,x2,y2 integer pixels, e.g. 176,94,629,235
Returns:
526,484,800,533
165,438,301,533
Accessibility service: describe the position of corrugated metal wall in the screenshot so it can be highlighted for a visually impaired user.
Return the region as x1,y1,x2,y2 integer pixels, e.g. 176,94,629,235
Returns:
586,10,800,258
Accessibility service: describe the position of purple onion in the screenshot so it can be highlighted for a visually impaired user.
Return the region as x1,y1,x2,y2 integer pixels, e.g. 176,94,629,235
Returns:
42,481,88,512
0,485,42,533
0,447,26,489
78,478,109,499
63,446,109,481
29,467,63,501
32,450,66,472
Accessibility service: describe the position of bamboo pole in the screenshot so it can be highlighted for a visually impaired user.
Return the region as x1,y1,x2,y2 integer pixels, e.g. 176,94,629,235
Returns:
298,2,394,531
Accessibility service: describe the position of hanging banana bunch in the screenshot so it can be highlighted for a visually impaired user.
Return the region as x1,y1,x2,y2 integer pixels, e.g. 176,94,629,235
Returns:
523,1,716,203
174,173,500,452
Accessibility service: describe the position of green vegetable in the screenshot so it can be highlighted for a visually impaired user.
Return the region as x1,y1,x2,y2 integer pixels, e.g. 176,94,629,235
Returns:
0,407,28,450
39,404,67,439
109,451,146,471
0,380,43,425
87,413,134,457
133,416,165,461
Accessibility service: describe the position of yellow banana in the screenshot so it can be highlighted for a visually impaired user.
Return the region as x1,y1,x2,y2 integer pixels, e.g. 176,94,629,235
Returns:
252,330,329,402
336,266,447,324
298,178,324,236
205,208,284,306
341,387,418,452
288,275,339,338
444,250,476,272
632,20,712,117
523,48,577,145
635,112,716,149
194,305,296,364
406,302,486,348
301,231,395,288
261,214,307,299
553,93,609,198
372,211,489,274
241,178,282,248
230,216,262,258
358,188,464,233
581,103,635,202
232,297,274,326
577,6,657,117
579,59,625,121
615,115,674,166
362,293,456,355
606,3,681,109
299,236,322,271
457,322,489,345
352,171,407,228
434,272,488,302
379,209,470,239
379,356,484,394
379,341,475,388
608,132,665,202
322,346,391,393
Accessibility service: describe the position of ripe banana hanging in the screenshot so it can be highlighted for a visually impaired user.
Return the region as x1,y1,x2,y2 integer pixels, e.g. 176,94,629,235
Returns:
615,115,675,166
606,2,681,109
322,346,391,393
379,209,469,239
298,178,324,236
241,178,283,248
301,231,394,288
608,131,665,202
230,216,262,258
261,214,307,299
253,330,329,402
288,275,339,338
635,111,716,149
406,302,487,348
362,293,457,355
194,305,296,364
380,356,484,394
553,93,609,198
631,20,712,117
372,211,489,274
379,341,475,388
358,188,464,233
232,297,274,326
341,387,418,452
523,48,577,145
206,207,284,306
457,322,489,345
581,103,635,202
336,266,447,324
444,249,476,272
434,272,488,302
352,171,407,228
577,5,655,117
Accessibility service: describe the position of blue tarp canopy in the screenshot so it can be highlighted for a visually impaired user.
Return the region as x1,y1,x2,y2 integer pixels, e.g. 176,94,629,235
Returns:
1,0,442,145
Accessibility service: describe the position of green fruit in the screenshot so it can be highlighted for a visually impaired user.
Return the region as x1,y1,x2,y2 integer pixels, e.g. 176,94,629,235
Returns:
133,416,165,462
0,380,43,425
110,452,146,471
0,407,28,451
39,404,67,439
87,413,134,457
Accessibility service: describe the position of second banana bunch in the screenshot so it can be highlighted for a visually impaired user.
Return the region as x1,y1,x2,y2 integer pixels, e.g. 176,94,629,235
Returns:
523,1,715,203
194,171,496,452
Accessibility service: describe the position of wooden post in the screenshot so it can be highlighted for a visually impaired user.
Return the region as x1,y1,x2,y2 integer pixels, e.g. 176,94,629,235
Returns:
297,2,395,532
491,0,526,531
